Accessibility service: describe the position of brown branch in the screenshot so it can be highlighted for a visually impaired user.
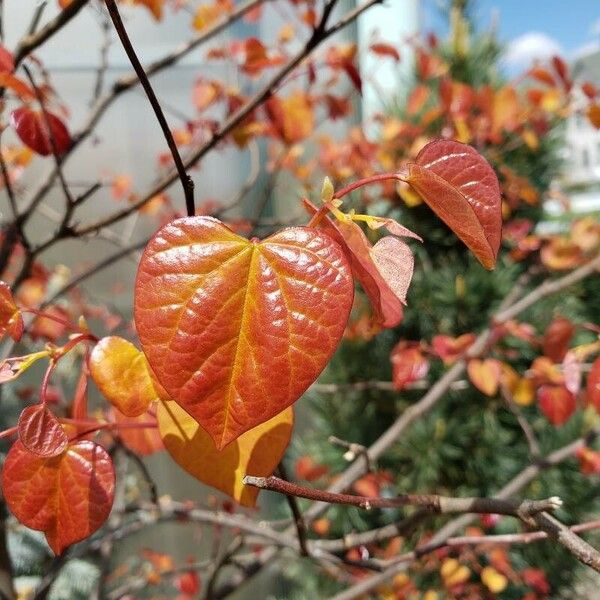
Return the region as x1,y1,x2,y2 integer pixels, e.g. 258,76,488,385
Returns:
500,384,540,458
243,475,562,521
327,426,600,600
302,252,600,526
104,0,195,217
74,0,383,236
277,464,309,556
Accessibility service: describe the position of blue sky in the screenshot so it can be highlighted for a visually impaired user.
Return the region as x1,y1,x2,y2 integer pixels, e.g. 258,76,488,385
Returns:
422,0,600,68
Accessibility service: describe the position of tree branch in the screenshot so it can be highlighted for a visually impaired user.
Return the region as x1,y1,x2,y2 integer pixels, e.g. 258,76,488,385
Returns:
104,0,195,216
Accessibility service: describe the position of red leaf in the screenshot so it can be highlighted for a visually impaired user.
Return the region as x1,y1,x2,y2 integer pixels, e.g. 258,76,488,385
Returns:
342,61,362,94
552,55,571,91
2,440,115,554
0,280,23,341
542,316,574,362
295,455,329,482
432,333,476,364
587,357,600,413
390,343,429,390
0,45,14,73
135,217,353,449
10,106,71,157
405,139,502,269
576,447,600,475
369,43,400,62
17,405,68,458
538,385,576,426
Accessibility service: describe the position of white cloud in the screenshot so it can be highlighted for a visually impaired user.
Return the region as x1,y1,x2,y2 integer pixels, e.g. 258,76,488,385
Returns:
591,19,600,36
502,32,563,70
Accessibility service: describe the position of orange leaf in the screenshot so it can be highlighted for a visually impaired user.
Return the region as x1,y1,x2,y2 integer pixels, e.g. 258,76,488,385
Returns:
406,140,502,269
587,104,600,129
467,358,501,396
0,280,23,341
295,455,329,482
369,43,400,62
18,405,68,457
304,200,418,328
0,73,35,101
538,385,576,426
576,446,600,474
2,440,115,554
158,400,293,506
406,85,429,116
131,0,163,20
90,336,157,417
481,566,508,593
390,343,429,390
112,407,163,455
135,217,353,449
431,333,475,364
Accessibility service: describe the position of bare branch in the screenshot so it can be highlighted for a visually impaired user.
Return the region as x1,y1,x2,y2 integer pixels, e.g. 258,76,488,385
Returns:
104,0,195,216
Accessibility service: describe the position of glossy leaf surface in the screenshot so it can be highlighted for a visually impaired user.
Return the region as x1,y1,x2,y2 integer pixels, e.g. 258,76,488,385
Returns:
10,107,71,157
90,336,157,417
3,440,115,554
135,217,352,449
406,139,502,269
18,405,68,457
158,400,293,506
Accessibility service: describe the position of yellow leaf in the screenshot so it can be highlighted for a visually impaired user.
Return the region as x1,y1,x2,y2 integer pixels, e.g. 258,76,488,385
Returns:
481,566,508,593
90,337,158,417
441,558,471,587
158,400,293,507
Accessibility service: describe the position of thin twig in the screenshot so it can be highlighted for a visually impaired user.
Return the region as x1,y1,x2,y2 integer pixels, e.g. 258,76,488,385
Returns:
103,0,195,217
500,384,540,458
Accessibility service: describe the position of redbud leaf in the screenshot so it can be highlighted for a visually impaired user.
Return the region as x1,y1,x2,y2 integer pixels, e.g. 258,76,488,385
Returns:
467,358,501,397
390,343,429,390
303,200,418,328
18,405,68,457
135,216,353,449
0,281,23,341
10,106,71,157
538,384,576,426
405,139,502,269
90,336,157,417
2,440,115,554
111,406,163,456
158,399,293,507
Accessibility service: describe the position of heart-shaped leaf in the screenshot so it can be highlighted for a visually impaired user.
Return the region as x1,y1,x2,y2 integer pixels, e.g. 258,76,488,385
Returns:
90,336,158,417
135,217,353,449
158,400,293,506
2,440,115,554
10,106,71,157
390,343,429,390
467,358,501,396
18,405,68,457
405,139,502,269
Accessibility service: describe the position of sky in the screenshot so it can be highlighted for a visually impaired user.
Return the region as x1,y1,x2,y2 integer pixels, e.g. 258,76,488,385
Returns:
422,0,600,70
